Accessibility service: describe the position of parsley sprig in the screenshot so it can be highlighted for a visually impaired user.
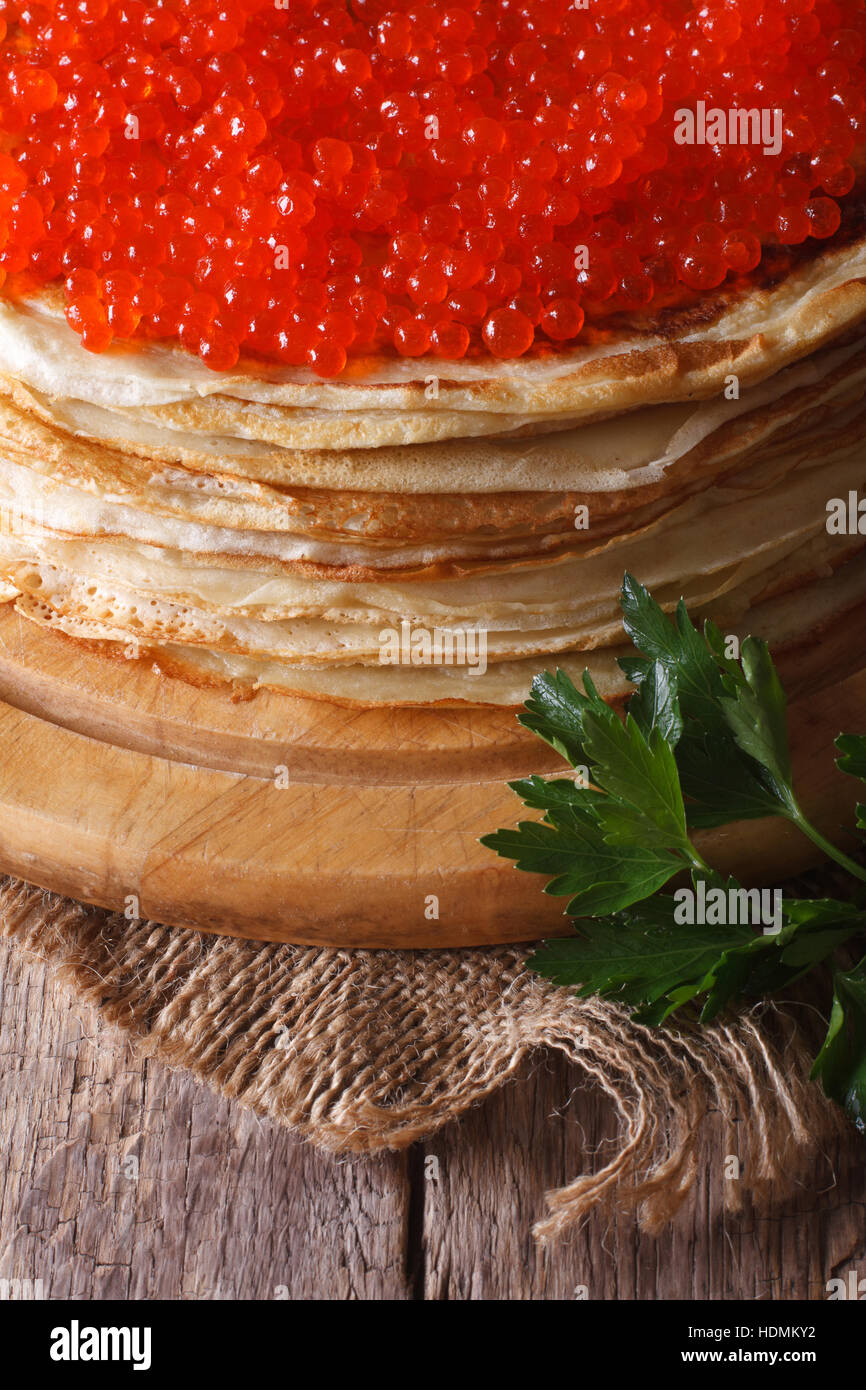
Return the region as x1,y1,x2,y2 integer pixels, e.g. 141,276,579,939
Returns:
481,575,866,1132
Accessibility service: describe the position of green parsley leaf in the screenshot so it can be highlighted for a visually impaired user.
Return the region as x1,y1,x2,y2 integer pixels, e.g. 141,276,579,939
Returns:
812,956,866,1134
675,732,783,828
619,576,796,826
627,658,683,746
836,733,866,783
507,774,597,812
484,574,866,1133
529,895,754,1025
530,893,866,1027
719,636,796,813
580,707,689,850
480,811,680,917
518,668,590,767
836,735,866,829
620,573,727,727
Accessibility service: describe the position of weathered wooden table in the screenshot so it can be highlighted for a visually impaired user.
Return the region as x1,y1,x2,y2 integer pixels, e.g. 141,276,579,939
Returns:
0,935,863,1300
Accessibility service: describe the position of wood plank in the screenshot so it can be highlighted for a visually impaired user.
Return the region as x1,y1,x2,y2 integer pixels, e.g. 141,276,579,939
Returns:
420,1048,866,1300
3,934,866,1300
0,939,412,1301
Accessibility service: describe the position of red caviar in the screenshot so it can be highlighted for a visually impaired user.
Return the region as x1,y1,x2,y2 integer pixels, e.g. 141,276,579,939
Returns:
0,0,863,375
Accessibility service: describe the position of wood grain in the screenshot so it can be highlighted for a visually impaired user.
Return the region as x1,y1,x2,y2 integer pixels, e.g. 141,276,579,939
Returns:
1,937,865,1301
0,938,412,1301
0,606,865,948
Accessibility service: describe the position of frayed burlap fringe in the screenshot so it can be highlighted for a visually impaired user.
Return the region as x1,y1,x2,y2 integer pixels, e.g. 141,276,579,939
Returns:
0,875,845,1242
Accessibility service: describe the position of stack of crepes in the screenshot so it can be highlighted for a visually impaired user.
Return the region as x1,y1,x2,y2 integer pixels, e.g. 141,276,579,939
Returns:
1,0,866,713
0,226,864,707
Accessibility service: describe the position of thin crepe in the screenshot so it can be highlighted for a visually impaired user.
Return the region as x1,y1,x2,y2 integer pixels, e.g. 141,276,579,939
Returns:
0,234,863,449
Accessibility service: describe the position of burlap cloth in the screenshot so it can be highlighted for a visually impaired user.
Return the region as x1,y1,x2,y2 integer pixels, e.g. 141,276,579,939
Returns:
0,872,845,1242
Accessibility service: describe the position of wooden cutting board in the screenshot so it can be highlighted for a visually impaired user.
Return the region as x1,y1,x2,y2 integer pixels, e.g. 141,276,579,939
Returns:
0,602,863,947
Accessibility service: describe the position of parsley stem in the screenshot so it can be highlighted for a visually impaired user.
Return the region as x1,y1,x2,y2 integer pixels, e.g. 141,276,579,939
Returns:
683,843,714,876
788,805,866,883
